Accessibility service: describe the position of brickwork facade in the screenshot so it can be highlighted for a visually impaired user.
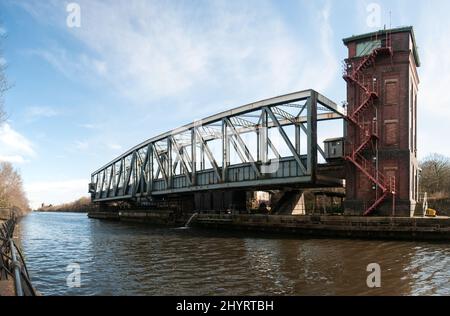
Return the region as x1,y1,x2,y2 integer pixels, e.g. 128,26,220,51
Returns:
343,27,420,216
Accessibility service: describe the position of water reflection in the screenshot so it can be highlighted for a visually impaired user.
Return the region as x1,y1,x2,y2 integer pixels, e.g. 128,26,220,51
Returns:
19,212,449,296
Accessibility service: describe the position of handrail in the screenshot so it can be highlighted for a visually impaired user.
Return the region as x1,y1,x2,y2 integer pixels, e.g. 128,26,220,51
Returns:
0,213,37,296
10,238,23,296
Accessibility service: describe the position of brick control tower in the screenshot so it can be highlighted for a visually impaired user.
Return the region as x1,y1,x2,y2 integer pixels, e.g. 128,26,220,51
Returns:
343,27,420,217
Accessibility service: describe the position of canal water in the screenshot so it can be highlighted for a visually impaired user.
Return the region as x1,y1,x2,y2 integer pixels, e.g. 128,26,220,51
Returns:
19,212,449,296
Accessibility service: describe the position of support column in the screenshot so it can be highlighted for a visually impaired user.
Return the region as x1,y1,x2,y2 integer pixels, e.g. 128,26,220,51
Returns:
147,144,153,194
222,119,229,182
200,142,205,170
167,138,172,189
259,109,268,165
307,91,318,181
191,128,197,185
295,125,301,154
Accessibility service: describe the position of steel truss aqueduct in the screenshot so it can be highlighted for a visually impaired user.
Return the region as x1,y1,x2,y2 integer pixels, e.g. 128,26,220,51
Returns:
90,90,345,203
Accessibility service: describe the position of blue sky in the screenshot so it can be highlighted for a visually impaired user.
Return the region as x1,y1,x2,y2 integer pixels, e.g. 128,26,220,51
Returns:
0,0,449,208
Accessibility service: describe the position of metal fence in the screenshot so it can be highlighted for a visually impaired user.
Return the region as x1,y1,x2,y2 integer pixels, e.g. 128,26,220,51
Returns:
0,212,37,296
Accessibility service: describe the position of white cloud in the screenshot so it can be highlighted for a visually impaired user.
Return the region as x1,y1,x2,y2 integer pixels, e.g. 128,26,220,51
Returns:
419,37,450,119
25,179,89,209
24,105,59,121
0,155,27,164
74,140,89,150
29,48,107,83
414,2,450,157
0,123,35,163
79,123,99,130
22,0,339,106
297,1,338,94
107,143,122,151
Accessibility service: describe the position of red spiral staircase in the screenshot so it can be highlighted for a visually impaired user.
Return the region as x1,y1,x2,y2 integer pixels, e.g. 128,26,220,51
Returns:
343,35,396,216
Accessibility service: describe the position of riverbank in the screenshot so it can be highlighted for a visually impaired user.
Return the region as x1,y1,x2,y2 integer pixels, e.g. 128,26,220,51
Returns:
37,197,92,213
88,210,450,241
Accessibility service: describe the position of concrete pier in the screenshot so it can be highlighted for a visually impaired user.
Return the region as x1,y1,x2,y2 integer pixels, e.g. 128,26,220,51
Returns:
88,210,450,241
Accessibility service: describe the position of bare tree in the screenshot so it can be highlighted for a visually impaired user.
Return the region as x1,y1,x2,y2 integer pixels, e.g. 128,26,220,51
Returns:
0,162,30,216
419,153,450,197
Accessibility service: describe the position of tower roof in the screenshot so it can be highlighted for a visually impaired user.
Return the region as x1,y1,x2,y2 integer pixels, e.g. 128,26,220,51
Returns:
343,26,420,67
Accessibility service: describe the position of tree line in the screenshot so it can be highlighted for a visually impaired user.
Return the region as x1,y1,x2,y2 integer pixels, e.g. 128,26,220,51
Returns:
419,153,450,199
38,197,93,213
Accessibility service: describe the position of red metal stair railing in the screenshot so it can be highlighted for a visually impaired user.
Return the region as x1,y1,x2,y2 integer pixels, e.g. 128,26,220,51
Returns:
344,34,396,216
347,152,395,215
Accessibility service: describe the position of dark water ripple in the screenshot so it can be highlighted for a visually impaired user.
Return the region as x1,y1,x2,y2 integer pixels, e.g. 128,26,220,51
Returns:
18,212,449,296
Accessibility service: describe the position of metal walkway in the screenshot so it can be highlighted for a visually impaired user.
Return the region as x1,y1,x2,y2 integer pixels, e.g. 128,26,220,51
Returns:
90,89,345,202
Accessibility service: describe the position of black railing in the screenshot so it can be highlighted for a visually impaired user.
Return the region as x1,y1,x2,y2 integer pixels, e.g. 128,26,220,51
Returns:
0,212,37,296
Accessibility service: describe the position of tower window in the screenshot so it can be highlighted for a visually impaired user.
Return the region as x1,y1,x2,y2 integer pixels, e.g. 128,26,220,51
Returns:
356,40,382,57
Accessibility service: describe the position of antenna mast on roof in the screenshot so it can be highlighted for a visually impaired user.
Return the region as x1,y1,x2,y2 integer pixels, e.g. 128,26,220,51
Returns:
389,11,392,29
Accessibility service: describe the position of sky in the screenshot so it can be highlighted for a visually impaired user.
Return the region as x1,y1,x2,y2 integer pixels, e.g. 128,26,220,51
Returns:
0,0,449,209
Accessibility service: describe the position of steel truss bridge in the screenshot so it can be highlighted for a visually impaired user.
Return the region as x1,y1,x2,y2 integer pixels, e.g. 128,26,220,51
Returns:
90,90,345,203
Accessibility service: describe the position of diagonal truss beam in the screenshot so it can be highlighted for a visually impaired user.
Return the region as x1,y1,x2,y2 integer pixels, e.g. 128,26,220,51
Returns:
265,106,307,175
267,138,281,159
114,159,123,196
99,170,106,198
195,129,222,182
225,118,261,177
106,165,114,197
124,152,136,195
230,135,246,163
170,136,193,185
152,143,169,185
273,105,326,161
136,146,151,195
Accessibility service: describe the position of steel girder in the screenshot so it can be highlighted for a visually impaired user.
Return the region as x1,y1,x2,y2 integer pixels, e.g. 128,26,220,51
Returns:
90,89,343,202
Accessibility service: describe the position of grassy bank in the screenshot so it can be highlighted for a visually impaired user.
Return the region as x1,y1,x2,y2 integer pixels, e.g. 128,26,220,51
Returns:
37,197,94,213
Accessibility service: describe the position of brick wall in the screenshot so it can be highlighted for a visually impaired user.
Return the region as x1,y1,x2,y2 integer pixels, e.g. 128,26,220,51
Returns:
344,29,419,217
